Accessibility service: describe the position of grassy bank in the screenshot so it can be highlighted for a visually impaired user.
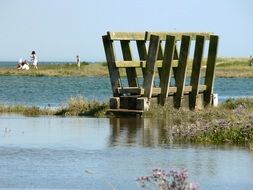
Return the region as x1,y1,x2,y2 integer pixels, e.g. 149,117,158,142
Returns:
215,57,253,77
144,98,253,145
0,57,252,77
0,96,108,117
0,62,109,77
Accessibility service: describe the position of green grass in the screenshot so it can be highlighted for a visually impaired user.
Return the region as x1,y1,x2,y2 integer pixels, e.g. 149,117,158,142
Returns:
0,62,108,77
215,58,253,77
0,104,54,116
144,98,253,145
0,96,108,117
1,57,253,77
54,96,108,117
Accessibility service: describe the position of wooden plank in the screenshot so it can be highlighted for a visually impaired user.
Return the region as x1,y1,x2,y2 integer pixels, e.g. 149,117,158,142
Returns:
117,85,206,96
115,60,178,68
143,35,160,99
108,109,144,114
120,40,138,87
108,31,214,41
204,35,219,105
146,32,213,41
159,35,176,105
157,42,164,80
108,32,146,40
117,87,143,95
102,35,121,97
174,45,179,60
174,35,191,108
189,35,205,110
136,40,147,76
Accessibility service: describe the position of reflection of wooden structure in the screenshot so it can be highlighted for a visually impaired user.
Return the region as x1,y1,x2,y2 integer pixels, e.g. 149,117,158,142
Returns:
109,118,170,147
102,32,219,114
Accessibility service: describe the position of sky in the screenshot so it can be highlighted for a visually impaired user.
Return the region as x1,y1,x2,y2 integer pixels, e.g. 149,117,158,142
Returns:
0,0,253,62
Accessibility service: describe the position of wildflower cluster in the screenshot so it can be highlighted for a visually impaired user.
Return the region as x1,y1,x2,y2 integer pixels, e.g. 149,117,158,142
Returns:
137,168,199,190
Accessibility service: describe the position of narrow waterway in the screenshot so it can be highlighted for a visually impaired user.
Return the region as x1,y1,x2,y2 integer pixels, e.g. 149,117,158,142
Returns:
0,76,252,107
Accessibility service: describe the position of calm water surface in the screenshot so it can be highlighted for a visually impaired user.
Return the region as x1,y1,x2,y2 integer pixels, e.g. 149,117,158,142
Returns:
0,115,253,190
0,76,252,107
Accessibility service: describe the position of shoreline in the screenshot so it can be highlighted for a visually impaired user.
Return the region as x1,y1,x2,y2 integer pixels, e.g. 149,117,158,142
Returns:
1,97,253,146
0,58,252,78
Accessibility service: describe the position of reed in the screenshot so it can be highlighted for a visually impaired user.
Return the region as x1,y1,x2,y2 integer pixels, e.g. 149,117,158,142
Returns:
0,104,54,116
0,96,108,117
55,96,108,117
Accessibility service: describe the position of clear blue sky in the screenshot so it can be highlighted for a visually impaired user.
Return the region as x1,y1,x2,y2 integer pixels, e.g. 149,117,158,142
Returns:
0,0,252,62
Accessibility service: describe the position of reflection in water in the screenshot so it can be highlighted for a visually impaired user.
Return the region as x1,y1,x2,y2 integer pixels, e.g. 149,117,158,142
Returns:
109,117,253,186
109,118,175,147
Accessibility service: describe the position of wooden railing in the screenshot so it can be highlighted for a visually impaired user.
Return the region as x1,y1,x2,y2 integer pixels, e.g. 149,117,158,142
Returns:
102,31,219,111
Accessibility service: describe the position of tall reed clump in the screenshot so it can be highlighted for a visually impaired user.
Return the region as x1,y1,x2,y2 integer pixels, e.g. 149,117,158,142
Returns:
144,98,253,145
55,96,108,117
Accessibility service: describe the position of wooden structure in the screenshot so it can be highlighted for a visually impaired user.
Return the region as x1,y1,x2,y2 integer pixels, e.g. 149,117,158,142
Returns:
102,32,219,114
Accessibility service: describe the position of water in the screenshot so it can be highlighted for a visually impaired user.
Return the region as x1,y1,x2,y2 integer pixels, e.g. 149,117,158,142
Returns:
0,61,74,68
0,76,111,107
0,76,252,107
0,115,252,190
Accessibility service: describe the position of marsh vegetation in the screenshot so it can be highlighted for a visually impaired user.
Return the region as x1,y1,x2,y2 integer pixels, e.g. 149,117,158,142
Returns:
0,57,252,77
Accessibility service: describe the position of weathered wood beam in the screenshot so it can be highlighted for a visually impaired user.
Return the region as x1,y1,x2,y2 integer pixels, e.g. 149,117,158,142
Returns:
204,35,219,105
108,32,146,40
117,85,206,96
115,60,178,68
146,32,213,41
159,35,176,106
143,35,160,99
136,40,148,76
189,35,205,110
157,42,164,81
120,40,138,87
102,35,121,97
174,35,191,108
108,31,214,41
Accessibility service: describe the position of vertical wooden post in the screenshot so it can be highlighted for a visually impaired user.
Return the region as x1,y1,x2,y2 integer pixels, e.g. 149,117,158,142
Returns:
143,35,160,99
189,35,205,110
173,44,179,60
159,35,176,106
174,35,191,108
120,40,138,87
102,35,121,97
204,35,219,105
157,42,164,79
136,40,147,76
